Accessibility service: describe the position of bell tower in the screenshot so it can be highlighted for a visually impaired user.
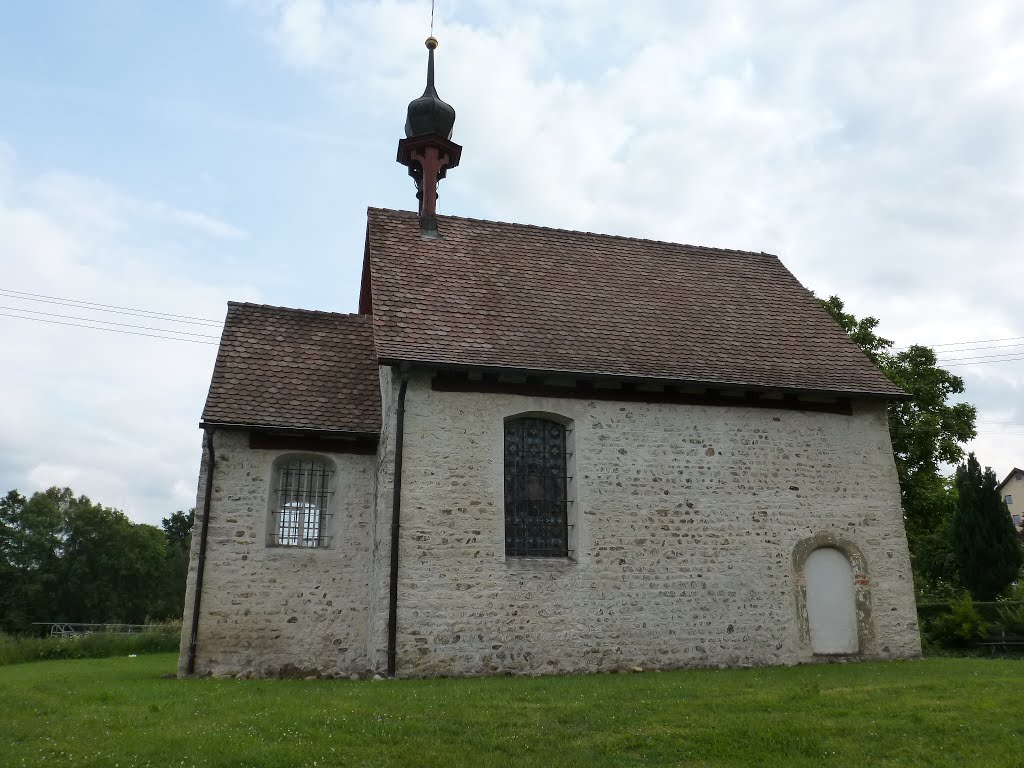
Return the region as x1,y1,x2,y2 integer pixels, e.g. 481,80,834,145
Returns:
397,36,462,239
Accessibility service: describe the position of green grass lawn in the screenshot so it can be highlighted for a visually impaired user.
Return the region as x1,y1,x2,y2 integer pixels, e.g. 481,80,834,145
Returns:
2,654,1022,767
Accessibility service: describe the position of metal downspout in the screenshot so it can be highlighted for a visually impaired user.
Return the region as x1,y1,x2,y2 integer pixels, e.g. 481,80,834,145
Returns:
386,376,409,677
186,427,217,675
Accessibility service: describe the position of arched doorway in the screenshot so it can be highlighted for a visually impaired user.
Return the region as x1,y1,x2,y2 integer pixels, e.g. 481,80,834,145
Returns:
804,547,859,654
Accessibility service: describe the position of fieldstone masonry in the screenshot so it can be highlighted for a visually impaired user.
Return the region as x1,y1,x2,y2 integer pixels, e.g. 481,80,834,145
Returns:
180,367,921,678
178,431,376,677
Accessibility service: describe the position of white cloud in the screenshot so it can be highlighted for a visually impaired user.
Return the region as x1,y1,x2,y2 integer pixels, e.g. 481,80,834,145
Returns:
0,146,255,525
4,1,1021,526
238,0,429,77
142,203,249,241
236,0,1024,472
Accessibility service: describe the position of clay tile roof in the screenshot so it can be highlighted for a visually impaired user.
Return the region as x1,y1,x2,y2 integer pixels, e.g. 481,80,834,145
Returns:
366,207,905,398
202,303,381,433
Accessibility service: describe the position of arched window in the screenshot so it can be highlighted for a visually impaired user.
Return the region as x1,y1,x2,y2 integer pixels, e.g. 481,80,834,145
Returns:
504,416,569,557
270,456,334,547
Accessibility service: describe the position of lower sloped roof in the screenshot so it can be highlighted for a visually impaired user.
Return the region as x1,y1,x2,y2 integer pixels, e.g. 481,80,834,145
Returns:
366,208,905,398
201,302,380,433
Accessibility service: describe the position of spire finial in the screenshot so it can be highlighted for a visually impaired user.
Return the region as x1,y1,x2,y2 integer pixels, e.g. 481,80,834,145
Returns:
404,34,455,139
397,23,462,238
424,37,438,94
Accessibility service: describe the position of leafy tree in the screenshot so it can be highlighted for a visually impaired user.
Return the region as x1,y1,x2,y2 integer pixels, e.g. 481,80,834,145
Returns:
908,474,959,588
0,489,63,631
886,346,977,497
0,491,26,631
58,497,168,624
160,509,195,619
819,296,893,365
0,487,194,632
822,296,976,488
161,509,194,549
821,296,977,591
952,454,1022,600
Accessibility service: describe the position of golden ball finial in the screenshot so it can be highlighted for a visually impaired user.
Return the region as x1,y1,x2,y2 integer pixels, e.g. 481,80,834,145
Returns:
425,36,438,50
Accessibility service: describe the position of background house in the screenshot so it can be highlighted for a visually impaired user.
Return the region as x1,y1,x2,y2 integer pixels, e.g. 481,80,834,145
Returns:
998,467,1024,529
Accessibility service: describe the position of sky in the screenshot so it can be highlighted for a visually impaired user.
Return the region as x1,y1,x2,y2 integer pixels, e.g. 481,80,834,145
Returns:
1,1,1022,526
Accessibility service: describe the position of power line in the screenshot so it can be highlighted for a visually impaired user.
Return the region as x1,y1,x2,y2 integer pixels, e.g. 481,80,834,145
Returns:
2,287,1023,366
0,306,221,339
943,356,1024,367
894,335,1024,351
5,287,1022,349
941,353,1024,364
929,335,1024,349
934,343,1024,356
0,288,222,326
0,311,218,345
897,342,1024,357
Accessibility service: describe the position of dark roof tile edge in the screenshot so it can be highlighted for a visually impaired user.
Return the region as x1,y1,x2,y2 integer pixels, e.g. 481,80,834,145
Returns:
379,356,910,400
200,420,379,436
366,206,781,261
226,301,370,321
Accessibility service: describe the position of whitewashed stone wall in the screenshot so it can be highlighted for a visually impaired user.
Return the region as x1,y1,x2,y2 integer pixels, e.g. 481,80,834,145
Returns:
177,430,376,677
180,367,920,679
390,371,920,677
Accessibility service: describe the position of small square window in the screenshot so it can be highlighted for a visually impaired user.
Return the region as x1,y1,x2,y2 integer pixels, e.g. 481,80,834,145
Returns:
1006,495,1014,506
270,458,334,547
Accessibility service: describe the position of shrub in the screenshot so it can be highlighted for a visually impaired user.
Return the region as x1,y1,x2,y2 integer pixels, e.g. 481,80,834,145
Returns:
925,597,988,649
993,605,1024,635
0,623,180,666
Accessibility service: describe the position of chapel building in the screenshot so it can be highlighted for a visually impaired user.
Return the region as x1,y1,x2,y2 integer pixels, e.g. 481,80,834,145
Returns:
178,38,921,679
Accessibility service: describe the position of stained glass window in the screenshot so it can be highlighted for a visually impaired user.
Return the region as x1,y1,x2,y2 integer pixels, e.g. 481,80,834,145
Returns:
504,417,569,557
271,458,334,547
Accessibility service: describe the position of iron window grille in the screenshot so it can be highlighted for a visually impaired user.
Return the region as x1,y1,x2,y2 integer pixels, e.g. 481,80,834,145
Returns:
504,417,570,557
271,459,334,547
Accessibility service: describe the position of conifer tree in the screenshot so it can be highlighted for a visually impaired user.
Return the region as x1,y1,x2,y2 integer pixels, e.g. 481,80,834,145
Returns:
952,453,1023,600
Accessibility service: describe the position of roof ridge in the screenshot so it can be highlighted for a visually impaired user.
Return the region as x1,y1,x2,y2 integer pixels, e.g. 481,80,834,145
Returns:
998,467,1024,490
227,301,370,321
366,206,779,260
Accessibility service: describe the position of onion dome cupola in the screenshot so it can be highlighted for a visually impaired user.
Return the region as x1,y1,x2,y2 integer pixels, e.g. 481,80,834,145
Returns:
405,36,456,139
396,37,462,239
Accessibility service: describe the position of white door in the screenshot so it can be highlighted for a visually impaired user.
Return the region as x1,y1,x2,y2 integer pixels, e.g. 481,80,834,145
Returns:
804,547,859,654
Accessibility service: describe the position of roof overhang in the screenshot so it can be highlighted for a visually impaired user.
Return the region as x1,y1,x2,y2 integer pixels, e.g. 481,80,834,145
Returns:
199,421,380,438
377,358,912,402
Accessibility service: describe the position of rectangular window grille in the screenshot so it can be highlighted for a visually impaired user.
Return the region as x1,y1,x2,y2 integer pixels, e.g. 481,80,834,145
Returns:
504,417,569,557
272,459,334,547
